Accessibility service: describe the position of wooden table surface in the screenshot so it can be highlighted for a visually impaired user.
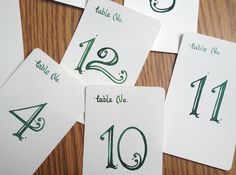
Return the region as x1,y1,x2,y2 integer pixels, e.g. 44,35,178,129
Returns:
19,0,236,174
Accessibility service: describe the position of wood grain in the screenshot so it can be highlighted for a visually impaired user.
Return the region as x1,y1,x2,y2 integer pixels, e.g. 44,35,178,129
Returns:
18,0,236,174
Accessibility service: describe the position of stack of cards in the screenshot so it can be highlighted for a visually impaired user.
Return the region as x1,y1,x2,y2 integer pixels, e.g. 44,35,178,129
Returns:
0,0,164,174
1,0,236,174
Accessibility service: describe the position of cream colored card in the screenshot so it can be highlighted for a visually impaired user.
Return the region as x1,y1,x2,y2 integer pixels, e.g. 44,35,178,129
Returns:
164,32,236,170
61,0,160,85
0,0,24,87
83,86,165,175
124,0,199,53
0,49,84,175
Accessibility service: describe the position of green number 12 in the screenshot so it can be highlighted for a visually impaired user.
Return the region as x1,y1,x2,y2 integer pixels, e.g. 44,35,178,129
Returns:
100,125,147,171
190,75,228,123
75,37,128,84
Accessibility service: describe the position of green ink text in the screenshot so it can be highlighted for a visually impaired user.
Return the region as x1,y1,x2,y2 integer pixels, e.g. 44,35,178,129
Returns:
189,43,221,55
149,0,176,13
100,125,147,170
95,6,123,23
35,60,61,84
75,37,128,84
95,94,128,104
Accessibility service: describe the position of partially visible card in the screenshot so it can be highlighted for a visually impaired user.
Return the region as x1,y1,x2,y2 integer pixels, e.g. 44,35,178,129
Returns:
164,32,236,170
83,86,165,175
53,0,87,8
0,0,24,87
0,49,85,175
124,0,199,53
61,0,160,85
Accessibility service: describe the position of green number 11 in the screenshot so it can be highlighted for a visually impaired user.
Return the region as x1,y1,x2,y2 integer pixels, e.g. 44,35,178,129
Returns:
190,75,228,123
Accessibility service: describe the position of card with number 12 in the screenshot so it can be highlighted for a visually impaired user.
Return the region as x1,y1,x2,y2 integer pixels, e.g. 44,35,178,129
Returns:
83,86,165,175
61,0,160,85
164,32,236,170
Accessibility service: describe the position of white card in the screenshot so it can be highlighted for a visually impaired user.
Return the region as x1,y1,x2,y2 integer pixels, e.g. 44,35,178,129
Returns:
61,0,160,85
0,49,84,175
83,86,165,175
124,0,199,53
53,0,87,8
0,0,24,87
164,32,236,170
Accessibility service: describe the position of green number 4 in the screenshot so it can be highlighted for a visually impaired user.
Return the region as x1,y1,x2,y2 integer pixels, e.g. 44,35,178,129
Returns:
100,125,147,171
190,75,228,123
9,103,47,141
75,37,128,84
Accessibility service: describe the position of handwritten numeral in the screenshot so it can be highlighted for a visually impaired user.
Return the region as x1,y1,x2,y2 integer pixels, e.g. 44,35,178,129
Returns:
9,103,47,141
100,125,147,171
190,75,207,118
149,0,176,13
75,37,128,84
190,75,228,123
210,80,228,123
100,125,118,169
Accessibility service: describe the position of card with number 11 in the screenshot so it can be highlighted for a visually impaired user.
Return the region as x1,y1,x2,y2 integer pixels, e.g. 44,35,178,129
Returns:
164,32,236,170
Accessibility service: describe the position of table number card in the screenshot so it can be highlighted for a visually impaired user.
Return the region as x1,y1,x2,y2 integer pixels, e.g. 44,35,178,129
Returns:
124,0,199,53
0,49,85,175
83,86,165,175
61,0,161,85
53,0,87,8
164,32,236,170
0,1,24,87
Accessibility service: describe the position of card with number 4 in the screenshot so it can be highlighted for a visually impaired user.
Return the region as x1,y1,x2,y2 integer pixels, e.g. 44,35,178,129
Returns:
0,49,85,175
164,32,236,170
83,86,165,175
61,0,161,85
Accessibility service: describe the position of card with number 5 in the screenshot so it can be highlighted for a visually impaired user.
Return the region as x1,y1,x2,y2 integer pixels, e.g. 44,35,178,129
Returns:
61,0,160,85
83,86,165,175
164,32,236,170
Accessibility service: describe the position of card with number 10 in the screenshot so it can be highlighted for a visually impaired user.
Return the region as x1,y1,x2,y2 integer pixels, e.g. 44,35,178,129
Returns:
83,86,165,175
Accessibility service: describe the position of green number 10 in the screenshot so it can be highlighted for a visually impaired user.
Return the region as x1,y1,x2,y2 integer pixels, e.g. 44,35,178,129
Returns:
190,75,228,123
100,125,147,171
